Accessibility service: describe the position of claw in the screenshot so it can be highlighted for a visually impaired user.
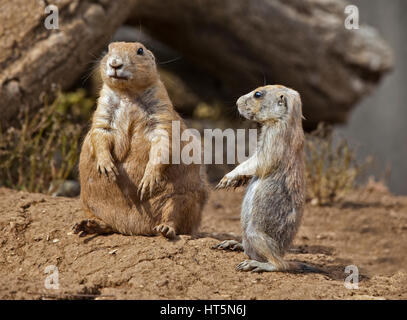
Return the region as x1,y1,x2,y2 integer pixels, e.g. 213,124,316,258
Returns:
154,224,176,239
212,240,243,251
96,158,118,181
138,166,164,200
139,183,146,200
216,175,248,190
237,260,256,271
236,260,276,272
149,181,154,197
215,176,229,190
78,231,87,237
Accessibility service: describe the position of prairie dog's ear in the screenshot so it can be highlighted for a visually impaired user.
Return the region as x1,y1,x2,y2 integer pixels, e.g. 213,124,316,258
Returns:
286,90,302,119
287,90,304,151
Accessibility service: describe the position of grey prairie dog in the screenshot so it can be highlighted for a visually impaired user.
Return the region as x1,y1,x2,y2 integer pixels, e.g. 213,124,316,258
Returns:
74,42,208,239
214,85,315,273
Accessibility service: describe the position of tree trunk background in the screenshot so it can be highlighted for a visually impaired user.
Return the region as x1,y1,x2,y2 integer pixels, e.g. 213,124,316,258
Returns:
129,0,393,129
0,0,393,130
0,0,135,126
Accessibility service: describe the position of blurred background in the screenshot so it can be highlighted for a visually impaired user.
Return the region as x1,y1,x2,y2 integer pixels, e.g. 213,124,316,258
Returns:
336,0,407,195
0,0,405,201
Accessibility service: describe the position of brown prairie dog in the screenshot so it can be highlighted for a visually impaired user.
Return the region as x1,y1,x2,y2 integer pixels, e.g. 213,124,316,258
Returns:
74,42,208,239
214,85,315,273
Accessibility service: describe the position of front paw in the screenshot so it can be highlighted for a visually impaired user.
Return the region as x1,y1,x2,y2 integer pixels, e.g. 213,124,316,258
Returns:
138,165,164,200
154,224,176,239
97,157,118,180
215,174,247,190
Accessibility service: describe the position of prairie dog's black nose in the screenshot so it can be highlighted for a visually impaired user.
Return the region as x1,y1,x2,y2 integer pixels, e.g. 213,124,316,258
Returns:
108,57,123,69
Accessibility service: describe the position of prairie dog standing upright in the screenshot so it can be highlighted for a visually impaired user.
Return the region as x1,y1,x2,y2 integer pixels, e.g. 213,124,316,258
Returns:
214,85,311,272
74,42,207,239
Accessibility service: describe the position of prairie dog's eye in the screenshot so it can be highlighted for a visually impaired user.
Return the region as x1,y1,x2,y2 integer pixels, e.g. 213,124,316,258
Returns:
278,95,285,106
254,91,263,99
137,47,144,55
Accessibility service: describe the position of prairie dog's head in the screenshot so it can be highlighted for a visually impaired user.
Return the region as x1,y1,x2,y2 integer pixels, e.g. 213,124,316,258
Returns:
100,42,158,91
236,85,303,126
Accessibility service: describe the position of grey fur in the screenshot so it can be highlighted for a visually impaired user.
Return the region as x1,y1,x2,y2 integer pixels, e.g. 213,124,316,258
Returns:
215,85,306,272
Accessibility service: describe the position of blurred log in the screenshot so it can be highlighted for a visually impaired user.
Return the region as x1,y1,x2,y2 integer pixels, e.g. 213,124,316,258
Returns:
0,0,135,127
129,0,393,129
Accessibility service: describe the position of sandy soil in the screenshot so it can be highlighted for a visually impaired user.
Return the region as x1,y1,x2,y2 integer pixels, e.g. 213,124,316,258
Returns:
0,185,406,300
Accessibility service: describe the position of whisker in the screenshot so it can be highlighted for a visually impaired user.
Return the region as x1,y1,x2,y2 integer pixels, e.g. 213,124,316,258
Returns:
262,71,267,86
81,57,103,85
157,56,183,65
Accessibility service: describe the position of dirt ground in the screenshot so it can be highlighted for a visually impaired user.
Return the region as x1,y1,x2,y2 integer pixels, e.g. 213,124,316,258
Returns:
0,184,406,300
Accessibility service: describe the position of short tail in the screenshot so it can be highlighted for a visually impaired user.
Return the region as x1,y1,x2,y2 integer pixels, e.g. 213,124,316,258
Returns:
288,261,322,273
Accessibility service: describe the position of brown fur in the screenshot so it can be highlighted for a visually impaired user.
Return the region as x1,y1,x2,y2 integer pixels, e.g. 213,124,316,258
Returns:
76,42,208,239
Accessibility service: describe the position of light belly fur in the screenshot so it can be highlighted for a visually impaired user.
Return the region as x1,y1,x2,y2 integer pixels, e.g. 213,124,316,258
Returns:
241,178,262,258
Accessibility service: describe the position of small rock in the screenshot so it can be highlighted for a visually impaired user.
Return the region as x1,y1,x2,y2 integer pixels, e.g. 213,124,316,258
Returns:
316,232,335,240
49,180,80,198
156,280,169,287
310,198,319,206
